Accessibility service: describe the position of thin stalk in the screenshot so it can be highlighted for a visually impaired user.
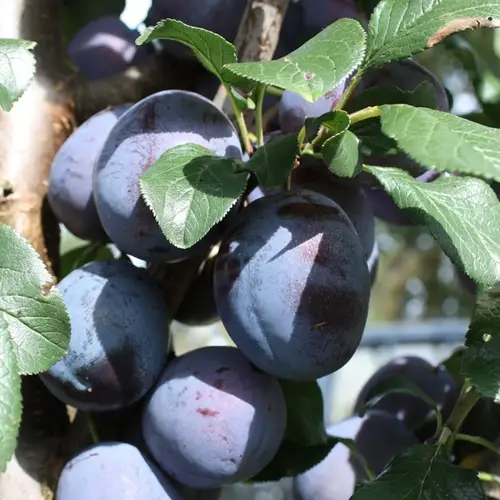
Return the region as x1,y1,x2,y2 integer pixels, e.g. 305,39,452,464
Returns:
87,413,100,445
226,85,253,156
349,106,382,125
455,433,500,457
335,71,364,111
438,382,480,451
255,84,266,147
265,86,284,97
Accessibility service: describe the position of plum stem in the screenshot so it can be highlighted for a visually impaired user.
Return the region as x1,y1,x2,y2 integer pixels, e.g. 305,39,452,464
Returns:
336,71,363,111
455,434,500,457
86,413,100,445
227,89,254,156
349,106,382,125
437,381,480,451
265,86,284,97
255,84,266,147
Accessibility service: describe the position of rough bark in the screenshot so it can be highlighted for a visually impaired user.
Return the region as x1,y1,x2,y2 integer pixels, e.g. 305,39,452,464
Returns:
0,2,75,498
0,0,74,274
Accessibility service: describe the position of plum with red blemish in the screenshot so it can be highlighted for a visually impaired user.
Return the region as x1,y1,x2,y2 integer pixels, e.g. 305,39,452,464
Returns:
214,189,371,381
56,442,182,499
40,260,170,412
93,90,242,262
142,346,287,489
47,104,131,241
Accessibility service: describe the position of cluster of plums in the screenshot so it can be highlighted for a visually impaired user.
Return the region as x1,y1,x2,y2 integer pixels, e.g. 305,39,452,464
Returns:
43,0,485,498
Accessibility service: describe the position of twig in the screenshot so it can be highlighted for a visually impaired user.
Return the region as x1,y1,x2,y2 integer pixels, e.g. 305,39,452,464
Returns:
212,0,291,117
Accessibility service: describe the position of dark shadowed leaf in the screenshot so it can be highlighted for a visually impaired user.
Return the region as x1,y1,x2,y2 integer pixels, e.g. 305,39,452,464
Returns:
463,285,500,401
245,134,298,188
351,444,485,500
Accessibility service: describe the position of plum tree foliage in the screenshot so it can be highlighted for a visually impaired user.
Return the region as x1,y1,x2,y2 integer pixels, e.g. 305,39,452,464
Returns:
3,0,500,499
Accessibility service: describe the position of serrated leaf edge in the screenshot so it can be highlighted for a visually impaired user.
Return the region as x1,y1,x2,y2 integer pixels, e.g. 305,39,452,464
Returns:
0,38,37,112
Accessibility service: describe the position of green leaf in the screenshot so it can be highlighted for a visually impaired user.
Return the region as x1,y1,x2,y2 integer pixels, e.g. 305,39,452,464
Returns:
245,134,298,189
365,0,500,69
223,19,366,103
322,130,361,178
62,0,125,41
139,143,248,249
59,243,115,280
0,224,70,373
380,104,500,182
359,374,442,436
250,437,339,482
305,110,350,143
352,444,485,499
0,315,21,472
279,380,327,446
0,39,36,112
364,167,500,290
137,19,240,86
463,285,500,401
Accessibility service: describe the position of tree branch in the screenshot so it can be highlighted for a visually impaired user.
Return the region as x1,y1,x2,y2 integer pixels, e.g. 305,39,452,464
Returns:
0,2,76,499
213,0,291,116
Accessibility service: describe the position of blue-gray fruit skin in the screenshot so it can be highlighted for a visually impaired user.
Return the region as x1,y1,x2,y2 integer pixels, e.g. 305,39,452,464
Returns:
278,84,346,134
40,260,170,412
93,90,242,263
214,189,371,381
47,104,131,241
294,410,418,500
68,16,150,80
56,442,182,500
246,169,377,284
142,346,287,489
352,356,458,438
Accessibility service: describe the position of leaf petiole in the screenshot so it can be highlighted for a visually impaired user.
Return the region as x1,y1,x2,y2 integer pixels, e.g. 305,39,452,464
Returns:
349,106,382,125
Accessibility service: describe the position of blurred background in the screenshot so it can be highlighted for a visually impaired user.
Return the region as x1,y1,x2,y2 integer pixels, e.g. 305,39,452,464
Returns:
60,0,499,497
